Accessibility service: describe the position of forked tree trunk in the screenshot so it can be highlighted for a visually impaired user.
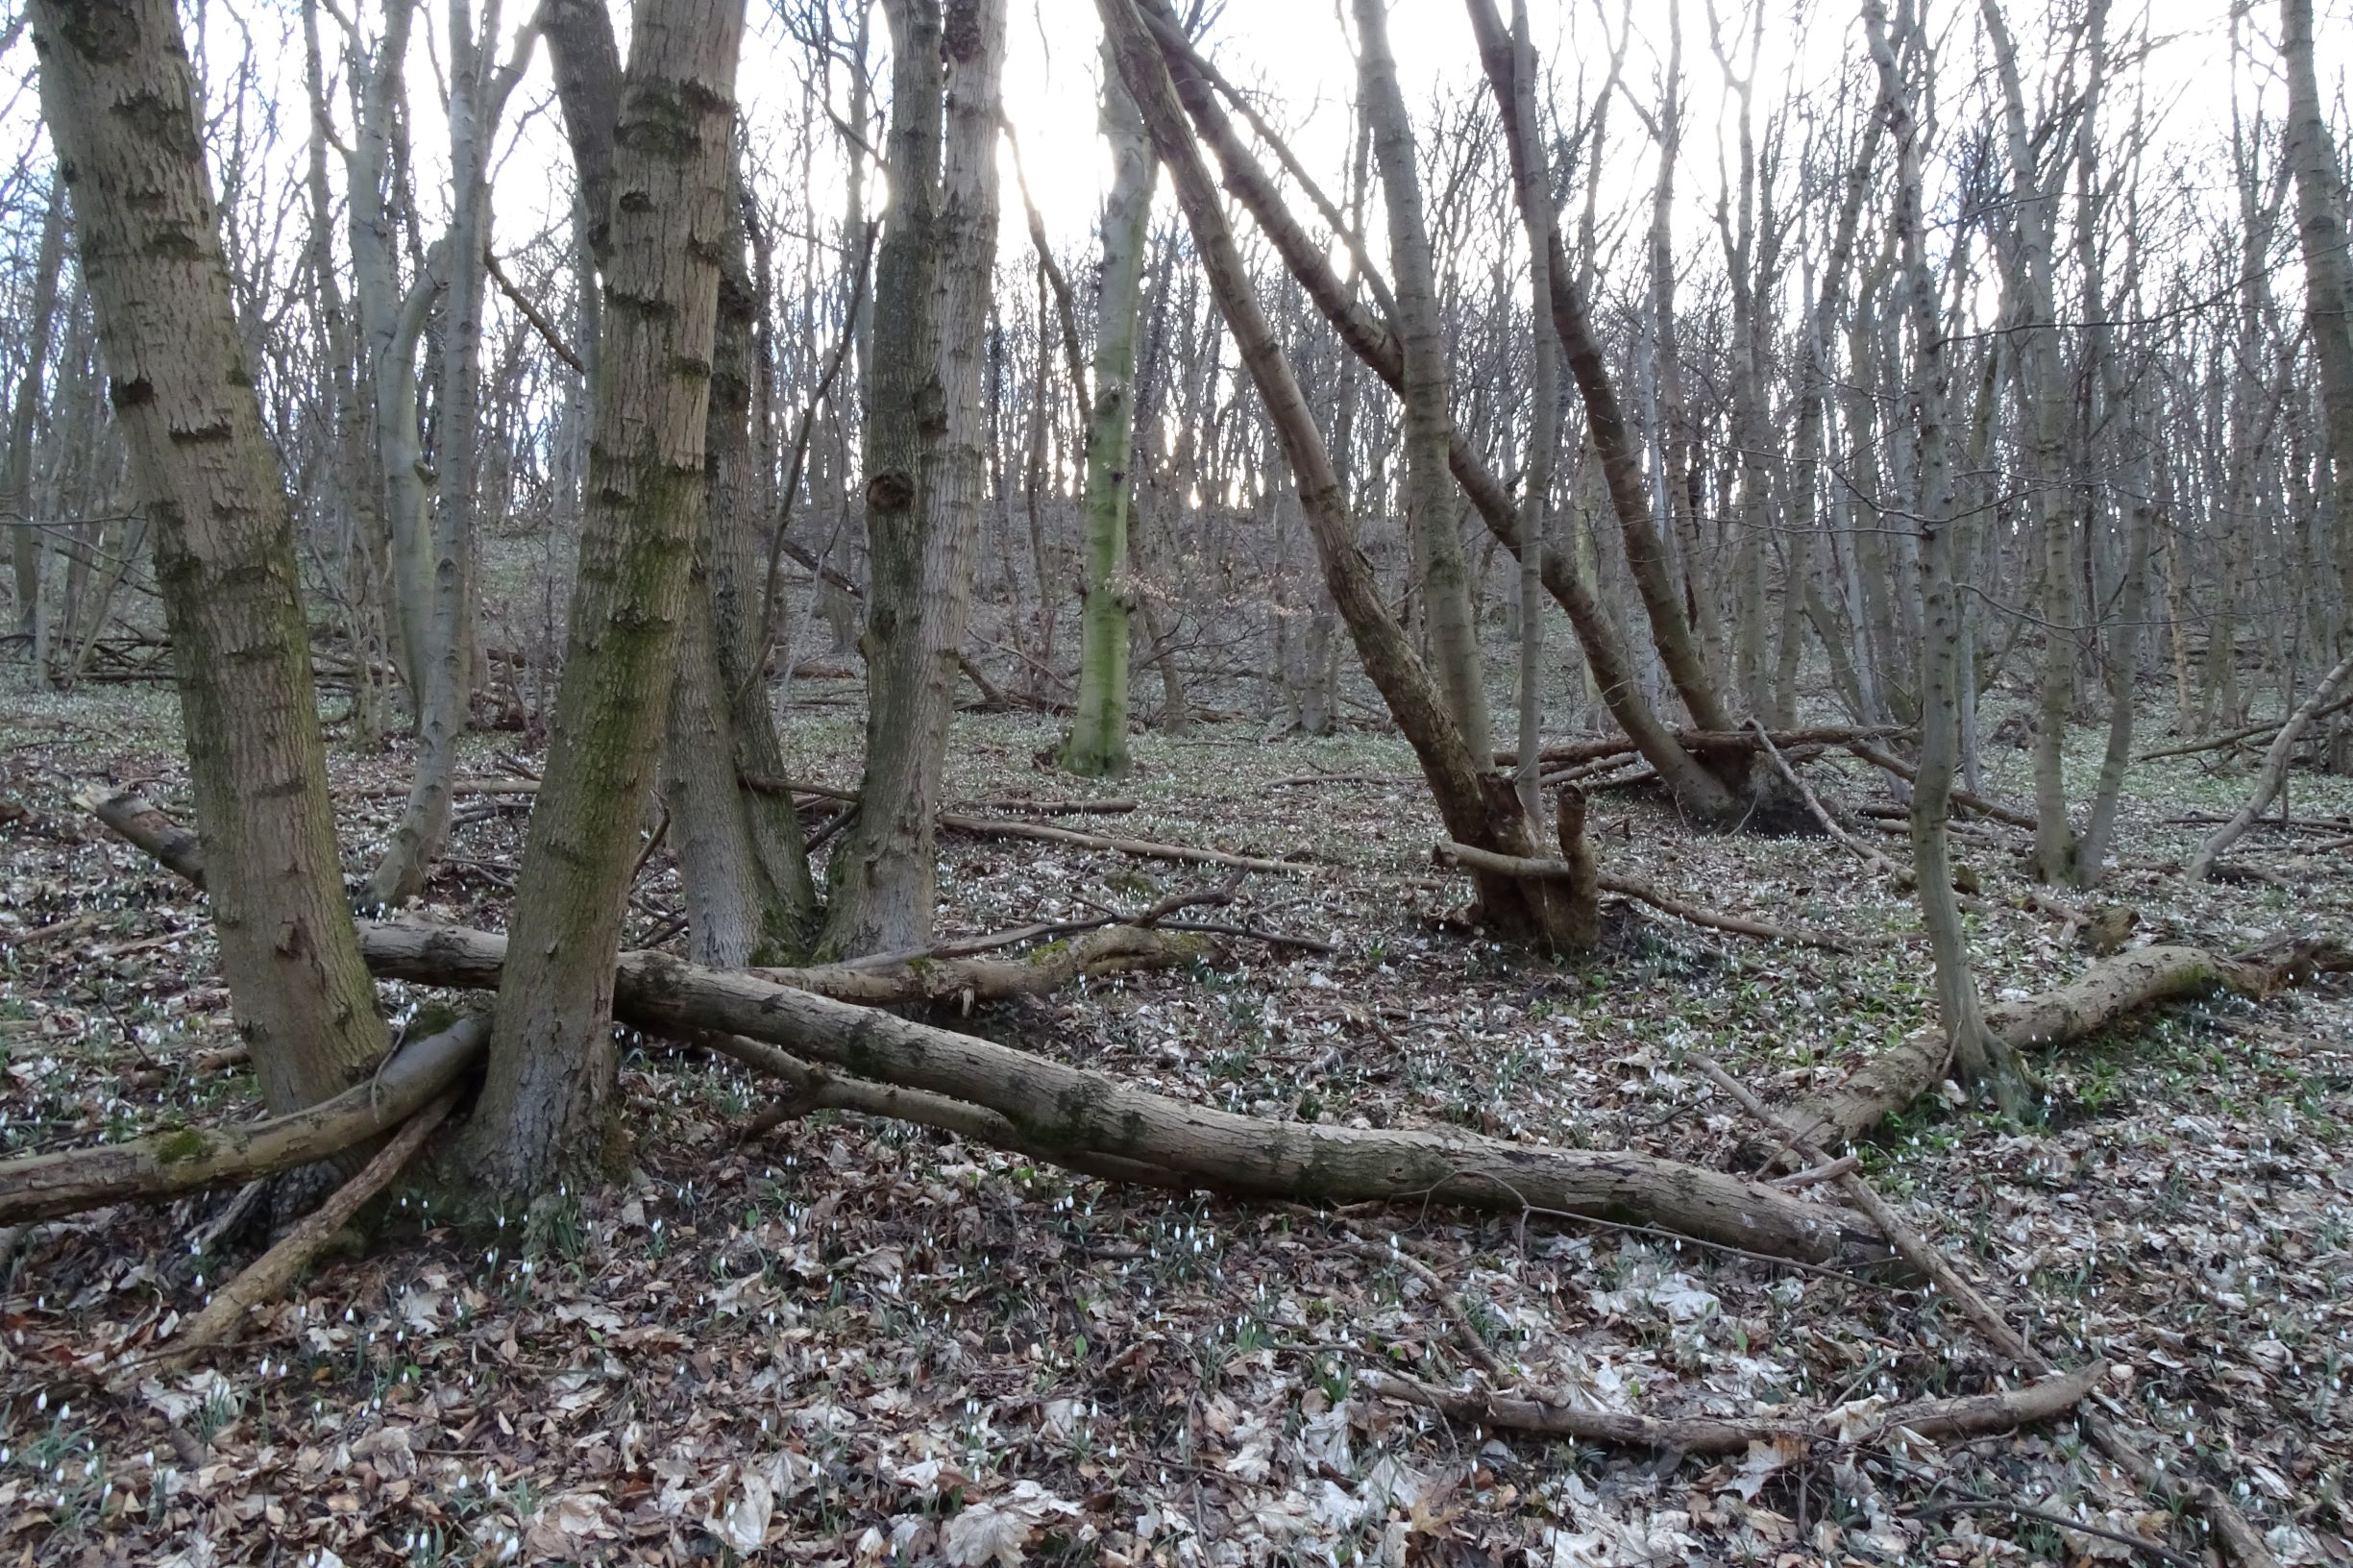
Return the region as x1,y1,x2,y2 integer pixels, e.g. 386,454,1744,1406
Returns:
368,1,530,909
1105,0,1589,952
31,0,388,1114
463,0,748,1193
1982,0,2086,886
1059,43,1156,777
824,0,1005,957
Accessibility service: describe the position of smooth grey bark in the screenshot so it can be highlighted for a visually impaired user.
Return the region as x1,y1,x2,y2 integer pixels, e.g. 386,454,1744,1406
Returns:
1358,0,1490,762
367,0,537,910
1863,0,2021,1112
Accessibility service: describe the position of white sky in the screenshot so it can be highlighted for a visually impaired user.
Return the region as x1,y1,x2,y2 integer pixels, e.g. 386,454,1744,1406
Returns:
0,0,2347,306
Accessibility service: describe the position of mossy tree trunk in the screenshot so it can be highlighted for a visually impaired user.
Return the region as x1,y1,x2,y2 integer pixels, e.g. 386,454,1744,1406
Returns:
542,0,815,969
1059,42,1156,778
30,0,389,1114
463,0,748,1194
6,175,65,651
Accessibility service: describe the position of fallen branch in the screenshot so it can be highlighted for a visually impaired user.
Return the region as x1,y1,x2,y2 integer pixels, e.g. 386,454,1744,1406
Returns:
753,925,1216,1009
1752,722,1900,878
1776,941,2350,1153
948,796,1140,817
1845,742,2037,831
938,810,1303,874
1360,1360,2099,1453
2189,649,2353,879
0,1016,487,1224
2136,687,2353,762
1694,1052,2280,1568
1434,841,1854,952
159,1093,453,1366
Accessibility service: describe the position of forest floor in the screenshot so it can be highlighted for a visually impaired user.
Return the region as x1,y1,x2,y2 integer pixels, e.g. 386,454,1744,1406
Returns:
2,680,2350,1568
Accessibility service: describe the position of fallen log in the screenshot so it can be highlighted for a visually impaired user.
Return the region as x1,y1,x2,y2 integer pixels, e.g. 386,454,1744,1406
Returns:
1362,1359,2100,1453
354,920,1896,1271
159,1093,453,1365
947,796,1140,817
753,925,1216,1007
72,796,1886,1268
1434,841,1854,952
1698,1052,2283,1568
1497,723,1905,772
1776,940,2350,1153
0,1016,487,1225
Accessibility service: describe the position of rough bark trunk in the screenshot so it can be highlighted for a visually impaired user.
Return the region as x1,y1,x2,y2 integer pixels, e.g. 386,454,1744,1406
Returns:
2282,0,2353,647
464,0,748,1194
825,0,1004,957
32,0,389,1115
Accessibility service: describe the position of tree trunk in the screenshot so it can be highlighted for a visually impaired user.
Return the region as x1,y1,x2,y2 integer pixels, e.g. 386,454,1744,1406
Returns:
2282,0,2353,650
824,0,1005,957
1864,0,2023,1115
465,0,748,1194
1059,42,1156,777
6,175,65,649
1147,7,1741,826
32,0,389,1115
1359,0,1489,760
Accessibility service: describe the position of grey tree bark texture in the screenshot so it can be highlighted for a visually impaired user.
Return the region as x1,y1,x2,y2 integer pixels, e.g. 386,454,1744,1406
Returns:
29,0,389,1115
464,0,748,1194
823,0,1006,958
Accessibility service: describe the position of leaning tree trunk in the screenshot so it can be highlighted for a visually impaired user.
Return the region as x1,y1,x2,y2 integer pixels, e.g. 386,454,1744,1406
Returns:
1105,0,1591,952
30,0,388,1114
463,0,748,1194
1058,42,1156,778
1144,5,1742,827
824,0,1005,957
